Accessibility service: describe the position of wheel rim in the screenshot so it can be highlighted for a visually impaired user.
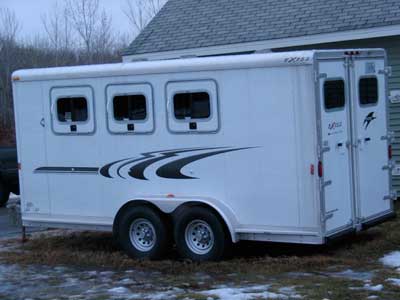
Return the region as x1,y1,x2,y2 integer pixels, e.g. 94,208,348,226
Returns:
185,220,214,255
129,218,157,252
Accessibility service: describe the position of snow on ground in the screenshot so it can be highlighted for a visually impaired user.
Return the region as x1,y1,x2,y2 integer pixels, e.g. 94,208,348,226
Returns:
386,278,400,286
380,251,400,268
200,284,302,300
323,269,374,281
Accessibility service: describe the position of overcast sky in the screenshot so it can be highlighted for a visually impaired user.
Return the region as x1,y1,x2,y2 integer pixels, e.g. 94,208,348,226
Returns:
1,0,132,40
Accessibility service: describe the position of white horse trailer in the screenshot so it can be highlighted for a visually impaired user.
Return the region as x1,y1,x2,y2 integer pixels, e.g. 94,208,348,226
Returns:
12,49,396,261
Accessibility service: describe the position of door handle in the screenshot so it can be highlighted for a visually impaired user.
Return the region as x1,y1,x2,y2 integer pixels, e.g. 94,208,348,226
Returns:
364,137,371,142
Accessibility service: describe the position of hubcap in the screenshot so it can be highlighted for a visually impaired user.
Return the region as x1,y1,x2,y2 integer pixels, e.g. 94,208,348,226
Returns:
129,218,156,252
185,220,214,255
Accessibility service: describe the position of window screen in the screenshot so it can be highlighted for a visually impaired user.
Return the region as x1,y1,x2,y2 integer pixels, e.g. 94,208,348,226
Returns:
113,94,147,121
57,97,88,122
324,80,345,110
173,92,211,120
359,77,378,105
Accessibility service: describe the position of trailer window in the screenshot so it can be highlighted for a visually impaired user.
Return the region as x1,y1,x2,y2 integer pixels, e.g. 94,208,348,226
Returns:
324,80,345,110
173,92,211,120
359,77,378,105
113,94,147,121
57,97,88,122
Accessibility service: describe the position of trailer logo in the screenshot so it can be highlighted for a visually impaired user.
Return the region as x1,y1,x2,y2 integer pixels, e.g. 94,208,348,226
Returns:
363,112,376,130
35,147,257,180
328,121,342,131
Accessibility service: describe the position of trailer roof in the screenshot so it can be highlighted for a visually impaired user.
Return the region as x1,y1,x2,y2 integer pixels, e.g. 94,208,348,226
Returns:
13,51,317,82
12,49,385,82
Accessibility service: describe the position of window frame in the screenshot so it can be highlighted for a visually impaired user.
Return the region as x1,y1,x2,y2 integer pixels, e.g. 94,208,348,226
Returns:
323,77,346,112
166,80,220,134
111,93,149,124
358,75,379,107
172,90,213,122
50,86,95,135
106,83,154,135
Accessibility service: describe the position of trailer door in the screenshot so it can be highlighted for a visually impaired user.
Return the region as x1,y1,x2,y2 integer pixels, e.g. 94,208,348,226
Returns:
318,60,354,234
351,57,392,221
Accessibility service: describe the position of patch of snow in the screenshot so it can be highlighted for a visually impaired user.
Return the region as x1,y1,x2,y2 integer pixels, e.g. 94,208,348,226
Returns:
108,287,130,294
200,285,301,300
9,193,19,199
367,297,378,299
380,251,400,268
325,269,374,281
363,284,383,291
386,278,400,286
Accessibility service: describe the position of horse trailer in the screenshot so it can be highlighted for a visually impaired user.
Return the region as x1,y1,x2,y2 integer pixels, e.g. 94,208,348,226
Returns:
12,49,396,261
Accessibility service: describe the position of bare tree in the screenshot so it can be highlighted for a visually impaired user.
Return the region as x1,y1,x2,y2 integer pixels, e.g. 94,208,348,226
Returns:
0,7,20,42
41,2,73,66
0,8,20,132
65,0,100,62
124,0,167,34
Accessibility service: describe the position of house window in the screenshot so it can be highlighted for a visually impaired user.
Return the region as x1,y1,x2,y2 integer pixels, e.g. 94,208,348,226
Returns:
113,94,147,121
359,77,378,105
173,92,211,120
324,79,345,110
57,97,88,122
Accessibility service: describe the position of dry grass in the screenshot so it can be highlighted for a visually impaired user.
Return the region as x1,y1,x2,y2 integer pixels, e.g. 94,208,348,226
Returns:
1,203,399,277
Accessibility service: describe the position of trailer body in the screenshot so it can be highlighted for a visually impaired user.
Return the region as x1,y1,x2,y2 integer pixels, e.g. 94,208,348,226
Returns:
12,50,395,258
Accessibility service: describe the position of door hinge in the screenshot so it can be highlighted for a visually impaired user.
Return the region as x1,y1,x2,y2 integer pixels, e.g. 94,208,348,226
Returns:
379,66,392,77
382,161,395,171
323,209,339,221
383,190,397,201
315,72,327,82
322,180,332,188
381,131,395,142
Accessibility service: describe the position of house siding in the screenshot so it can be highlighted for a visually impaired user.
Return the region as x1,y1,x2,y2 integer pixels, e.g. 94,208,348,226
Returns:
276,36,400,191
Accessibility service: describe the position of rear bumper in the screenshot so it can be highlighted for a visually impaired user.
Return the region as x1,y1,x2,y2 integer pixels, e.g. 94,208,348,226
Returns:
326,211,396,242
361,211,396,230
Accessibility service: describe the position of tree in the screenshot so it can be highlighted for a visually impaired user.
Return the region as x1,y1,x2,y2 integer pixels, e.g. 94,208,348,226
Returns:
0,8,20,131
41,2,73,66
124,0,167,34
0,7,20,43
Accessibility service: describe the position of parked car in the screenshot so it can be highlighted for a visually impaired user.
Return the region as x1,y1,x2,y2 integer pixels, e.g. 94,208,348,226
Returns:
0,147,19,207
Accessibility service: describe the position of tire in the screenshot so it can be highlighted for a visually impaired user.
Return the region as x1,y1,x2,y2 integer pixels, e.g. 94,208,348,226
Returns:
0,181,10,208
117,206,170,260
174,206,231,261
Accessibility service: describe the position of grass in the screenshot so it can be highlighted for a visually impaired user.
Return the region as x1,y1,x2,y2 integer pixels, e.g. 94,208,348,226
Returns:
1,204,400,299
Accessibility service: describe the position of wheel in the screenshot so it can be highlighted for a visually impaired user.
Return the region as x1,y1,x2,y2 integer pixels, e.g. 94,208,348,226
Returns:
0,181,10,208
117,206,170,260
174,206,231,261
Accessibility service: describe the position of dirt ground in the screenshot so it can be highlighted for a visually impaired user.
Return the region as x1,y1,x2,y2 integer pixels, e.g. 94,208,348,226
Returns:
1,205,400,299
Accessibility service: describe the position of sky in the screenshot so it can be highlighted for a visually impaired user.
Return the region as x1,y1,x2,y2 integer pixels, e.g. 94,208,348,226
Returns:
1,0,132,40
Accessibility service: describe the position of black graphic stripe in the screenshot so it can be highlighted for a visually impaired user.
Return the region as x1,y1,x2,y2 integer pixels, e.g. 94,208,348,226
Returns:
100,147,209,179
35,167,99,174
99,158,130,178
128,147,227,180
156,147,256,179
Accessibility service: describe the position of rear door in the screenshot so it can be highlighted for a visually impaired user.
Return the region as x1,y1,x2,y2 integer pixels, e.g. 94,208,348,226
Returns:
318,60,354,234
351,57,392,220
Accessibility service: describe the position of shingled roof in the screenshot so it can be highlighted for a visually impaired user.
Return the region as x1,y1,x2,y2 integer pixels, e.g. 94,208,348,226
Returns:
123,0,400,56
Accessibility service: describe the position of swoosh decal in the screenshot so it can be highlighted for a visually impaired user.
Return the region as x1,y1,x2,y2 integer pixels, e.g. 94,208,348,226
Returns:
99,158,131,178
156,147,256,179
128,147,226,180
